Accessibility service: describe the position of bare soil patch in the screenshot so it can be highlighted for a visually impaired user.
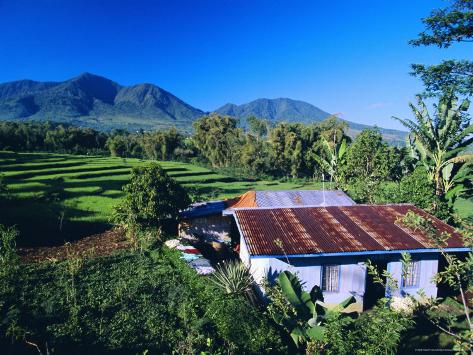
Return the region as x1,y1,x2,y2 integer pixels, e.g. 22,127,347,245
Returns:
19,228,130,263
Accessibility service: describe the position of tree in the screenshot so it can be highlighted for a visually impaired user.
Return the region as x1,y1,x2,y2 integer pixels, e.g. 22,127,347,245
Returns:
397,166,449,217
393,95,472,202
342,129,399,203
192,114,242,168
106,134,132,157
246,116,269,138
316,115,348,144
269,122,320,178
239,134,271,176
410,0,473,96
113,163,190,247
141,128,184,160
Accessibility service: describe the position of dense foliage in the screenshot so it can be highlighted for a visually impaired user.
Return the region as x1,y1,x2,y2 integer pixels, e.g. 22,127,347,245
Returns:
0,121,108,155
394,95,473,216
0,246,287,354
342,129,402,203
1,110,471,223
410,0,473,97
264,272,414,354
0,121,189,161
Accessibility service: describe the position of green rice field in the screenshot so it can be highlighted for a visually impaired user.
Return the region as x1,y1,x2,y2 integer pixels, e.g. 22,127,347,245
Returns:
0,151,318,246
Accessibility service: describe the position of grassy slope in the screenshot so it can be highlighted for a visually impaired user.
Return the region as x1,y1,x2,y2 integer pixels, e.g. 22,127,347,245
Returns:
0,151,318,246
2,150,470,246
455,197,473,223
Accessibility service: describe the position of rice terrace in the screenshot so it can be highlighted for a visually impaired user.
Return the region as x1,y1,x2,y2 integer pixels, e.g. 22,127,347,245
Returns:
0,151,318,246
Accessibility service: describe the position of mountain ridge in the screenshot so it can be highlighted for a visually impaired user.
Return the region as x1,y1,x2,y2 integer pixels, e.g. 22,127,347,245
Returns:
215,98,407,144
0,73,406,144
0,73,204,131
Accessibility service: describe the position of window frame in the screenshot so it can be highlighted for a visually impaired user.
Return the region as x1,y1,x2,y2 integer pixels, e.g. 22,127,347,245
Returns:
321,264,341,293
402,261,421,288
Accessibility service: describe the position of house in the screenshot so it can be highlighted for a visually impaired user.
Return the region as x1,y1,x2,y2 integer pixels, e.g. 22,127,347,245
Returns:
178,190,355,243
230,204,470,312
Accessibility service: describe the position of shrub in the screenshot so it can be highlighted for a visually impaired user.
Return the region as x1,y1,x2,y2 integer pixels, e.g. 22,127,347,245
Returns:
113,163,190,247
206,294,287,354
344,300,414,354
0,247,287,354
397,166,453,220
398,166,437,210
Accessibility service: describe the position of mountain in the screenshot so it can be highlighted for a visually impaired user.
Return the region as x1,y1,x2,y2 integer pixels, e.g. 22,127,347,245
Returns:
216,98,330,123
0,73,204,131
0,73,407,144
215,98,407,145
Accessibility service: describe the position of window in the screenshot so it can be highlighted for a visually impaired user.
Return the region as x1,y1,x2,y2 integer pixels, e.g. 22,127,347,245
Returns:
403,261,420,287
322,265,340,292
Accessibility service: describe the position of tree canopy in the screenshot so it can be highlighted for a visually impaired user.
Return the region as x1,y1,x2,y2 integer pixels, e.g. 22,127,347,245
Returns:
410,0,473,96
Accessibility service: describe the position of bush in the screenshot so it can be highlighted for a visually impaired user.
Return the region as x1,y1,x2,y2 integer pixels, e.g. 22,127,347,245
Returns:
398,167,437,210
344,300,414,354
397,166,453,220
113,163,190,247
206,294,287,354
0,247,287,354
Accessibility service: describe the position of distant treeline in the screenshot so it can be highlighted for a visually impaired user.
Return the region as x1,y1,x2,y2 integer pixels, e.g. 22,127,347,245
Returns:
1,117,462,219
0,121,189,160
0,116,408,182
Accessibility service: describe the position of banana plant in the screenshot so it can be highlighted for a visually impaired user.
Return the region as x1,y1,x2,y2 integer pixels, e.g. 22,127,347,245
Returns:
393,95,472,197
442,162,473,206
313,137,347,186
270,271,357,347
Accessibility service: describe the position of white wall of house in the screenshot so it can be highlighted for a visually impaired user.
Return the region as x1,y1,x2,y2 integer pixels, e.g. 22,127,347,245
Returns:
241,232,442,311
387,257,439,299
240,236,251,266
240,238,367,312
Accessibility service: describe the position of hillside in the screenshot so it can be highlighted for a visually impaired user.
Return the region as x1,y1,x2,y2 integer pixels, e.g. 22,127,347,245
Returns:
0,73,204,131
216,98,407,145
0,73,406,143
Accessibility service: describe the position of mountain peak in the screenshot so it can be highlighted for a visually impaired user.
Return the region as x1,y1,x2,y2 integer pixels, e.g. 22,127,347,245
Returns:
216,97,331,123
0,73,203,131
74,72,106,80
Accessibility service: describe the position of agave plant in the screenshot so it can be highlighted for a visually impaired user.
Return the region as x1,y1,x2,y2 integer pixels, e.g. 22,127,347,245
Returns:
271,271,357,347
211,260,254,295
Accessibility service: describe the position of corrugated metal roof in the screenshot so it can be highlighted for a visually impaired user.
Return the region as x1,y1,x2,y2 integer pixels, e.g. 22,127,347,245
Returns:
226,190,355,209
225,191,257,209
180,200,226,218
234,204,467,256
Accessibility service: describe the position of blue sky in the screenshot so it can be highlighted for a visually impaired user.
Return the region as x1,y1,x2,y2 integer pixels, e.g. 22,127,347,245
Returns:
0,0,470,130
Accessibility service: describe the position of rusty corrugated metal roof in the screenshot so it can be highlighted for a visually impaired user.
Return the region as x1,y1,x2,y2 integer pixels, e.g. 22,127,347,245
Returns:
234,204,467,256
225,191,257,209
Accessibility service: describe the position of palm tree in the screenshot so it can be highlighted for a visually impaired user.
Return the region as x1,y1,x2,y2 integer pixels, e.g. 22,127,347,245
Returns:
393,95,472,198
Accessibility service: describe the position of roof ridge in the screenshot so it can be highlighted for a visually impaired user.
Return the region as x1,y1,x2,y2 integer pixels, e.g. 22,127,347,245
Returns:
230,203,416,211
